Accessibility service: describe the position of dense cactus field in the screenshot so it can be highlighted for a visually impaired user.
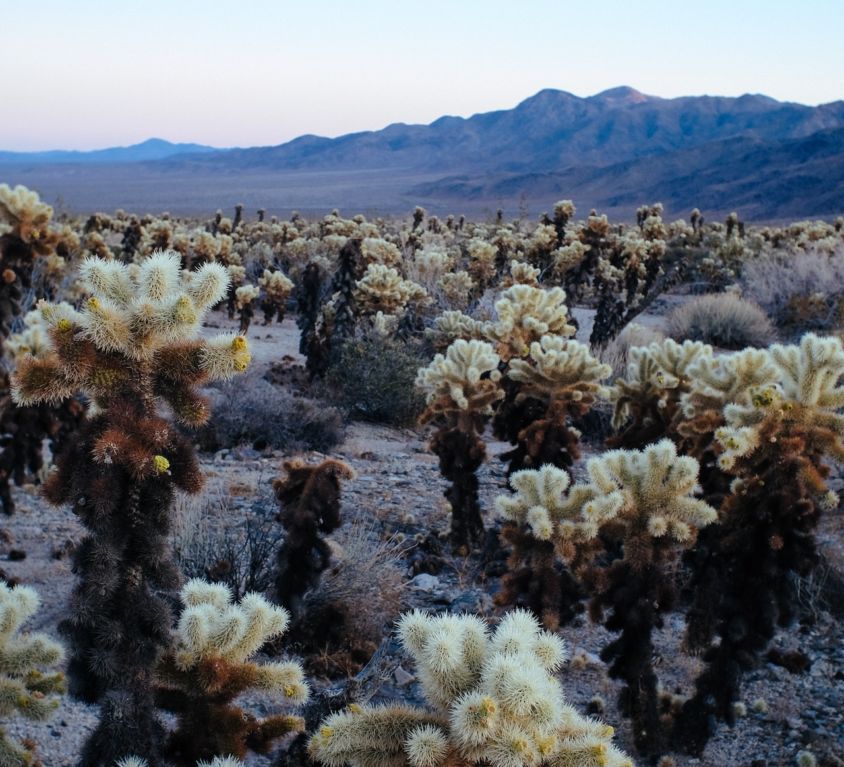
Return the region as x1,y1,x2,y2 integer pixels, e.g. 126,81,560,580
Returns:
0,183,842,767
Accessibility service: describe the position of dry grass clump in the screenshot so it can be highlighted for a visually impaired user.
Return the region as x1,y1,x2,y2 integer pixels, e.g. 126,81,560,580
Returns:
741,246,844,331
171,479,283,600
199,374,345,452
293,513,408,677
667,292,775,349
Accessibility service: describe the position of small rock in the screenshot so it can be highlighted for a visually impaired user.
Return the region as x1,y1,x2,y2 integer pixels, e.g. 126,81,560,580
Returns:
410,574,441,592
394,666,415,686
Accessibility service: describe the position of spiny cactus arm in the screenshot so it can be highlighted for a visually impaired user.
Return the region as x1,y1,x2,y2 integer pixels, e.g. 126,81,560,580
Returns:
649,339,712,380
769,333,844,407
495,465,587,543
308,705,447,767
157,656,306,707
397,611,488,710
416,340,503,420
487,286,575,360
584,441,718,542
245,713,306,752
681,348,779,418
197,334,252,380
188,262,231,310
0,631,64,675
251,660,309,702
507,337,610,407
0,729,33,767
117,758,247,767
487,610,567,670
11,352,80,407
0,674,60,720
608,353,667,431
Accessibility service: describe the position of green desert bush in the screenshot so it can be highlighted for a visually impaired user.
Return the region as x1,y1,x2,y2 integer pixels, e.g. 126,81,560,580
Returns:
324,331,427,426
200,374,344,452
667,292,774,349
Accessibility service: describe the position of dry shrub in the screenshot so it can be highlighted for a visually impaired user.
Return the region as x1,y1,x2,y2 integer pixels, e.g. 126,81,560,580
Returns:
667,293,774,349
290,513,409,677
324,331,427,426
198,373,344,452
741,246,844,331
171,480,282,599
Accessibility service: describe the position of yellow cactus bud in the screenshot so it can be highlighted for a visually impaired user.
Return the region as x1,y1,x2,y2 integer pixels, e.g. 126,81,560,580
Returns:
57,318,71,331
173,295,197,325
152,455,170,473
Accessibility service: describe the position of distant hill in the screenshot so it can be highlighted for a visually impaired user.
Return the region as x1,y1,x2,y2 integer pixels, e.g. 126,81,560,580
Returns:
169,87,844,175
2,88,843,219
409,127,844,220
0,138,218,164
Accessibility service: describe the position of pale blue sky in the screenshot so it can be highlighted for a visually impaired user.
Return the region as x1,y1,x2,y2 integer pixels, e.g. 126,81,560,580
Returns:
4,0,843,150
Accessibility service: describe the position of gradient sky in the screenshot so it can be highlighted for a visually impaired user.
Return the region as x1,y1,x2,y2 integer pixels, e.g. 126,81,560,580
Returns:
4,0,843,151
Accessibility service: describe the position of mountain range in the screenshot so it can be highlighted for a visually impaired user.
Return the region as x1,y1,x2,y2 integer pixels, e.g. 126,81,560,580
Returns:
3,87,843,219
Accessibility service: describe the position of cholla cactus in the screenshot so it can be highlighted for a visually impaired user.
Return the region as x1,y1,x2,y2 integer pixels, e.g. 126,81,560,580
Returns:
466,238,497,288
677,334,844,755
566,441,716,757
486,285,575,361
118,758,244,767
258,269,294,325
589,232,666,350
309,610,631,767
154,580,307,765
0,584,65,767
3,309,51,361
12,252,250,766
494,466,598,630
676,348,779,500
353,264,428,317
437,271,474,310
416,340,504,549
609,339,711,448
424,311,487,352
235,284,260,334
0,185,60,347
495,336,610,475
0,185,55,254
551,241,589,282
235,283,260,311
225,264,246,319
273,459,355,620
579,441,717,547
360,237,402,268
500,260,540,289
716,334,844,472
0,308,84,515
191,231,219,266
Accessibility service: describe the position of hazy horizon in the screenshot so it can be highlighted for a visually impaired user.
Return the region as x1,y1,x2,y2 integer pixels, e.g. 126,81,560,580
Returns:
3,85,840,154
5,0,844,152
